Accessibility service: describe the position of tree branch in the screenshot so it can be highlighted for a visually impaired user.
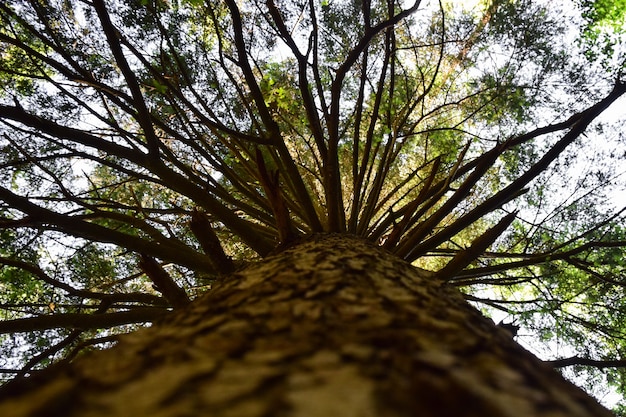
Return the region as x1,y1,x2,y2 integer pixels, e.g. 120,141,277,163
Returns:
139,256,190,309
92,0,161,157
548,356,626,369
436,212,517,280
0,185,217,273
0,256,167,306
0,308,168,334
402,81,626,261
189,210,235,274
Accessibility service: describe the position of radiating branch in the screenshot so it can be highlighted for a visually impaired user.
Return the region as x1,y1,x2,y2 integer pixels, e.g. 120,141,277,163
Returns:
436,212,517,280
139,255,190,309
548,356,626,369
0,184,217,273
255,148,299,245
0,256,167,306
92,0,161,158
189,210,235,274
0,308,168,334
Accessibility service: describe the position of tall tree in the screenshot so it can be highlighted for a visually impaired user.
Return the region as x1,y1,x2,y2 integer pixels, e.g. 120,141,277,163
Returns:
0,0,624,414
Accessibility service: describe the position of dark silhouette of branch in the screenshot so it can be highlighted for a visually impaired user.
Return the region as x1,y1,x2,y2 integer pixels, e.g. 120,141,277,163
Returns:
63,335,120,362
549,356,626,369
92,0,161,158
352,34,394,234
436,212,517,280
327,1,422,231
1,106,277,256
0,256,167,305
0,308,168,334
264,0,327,159
383,156,442,249
450,240,626,281
396,141,503,259
0,184,218,273
13,299,115,378
189,210,235,274
255,149,298,245
0,104,146,164
400,80,626,261
139,256,190,309
14,330,80,377
226,1,324,233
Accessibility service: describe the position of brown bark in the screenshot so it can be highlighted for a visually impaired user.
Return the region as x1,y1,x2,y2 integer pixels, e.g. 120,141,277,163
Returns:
0,234,613,416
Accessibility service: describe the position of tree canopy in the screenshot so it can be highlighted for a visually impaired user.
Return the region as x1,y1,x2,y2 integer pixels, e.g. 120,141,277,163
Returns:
0,0,625,410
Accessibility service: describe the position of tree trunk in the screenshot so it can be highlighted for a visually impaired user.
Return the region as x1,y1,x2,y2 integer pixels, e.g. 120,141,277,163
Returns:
0,234,613,416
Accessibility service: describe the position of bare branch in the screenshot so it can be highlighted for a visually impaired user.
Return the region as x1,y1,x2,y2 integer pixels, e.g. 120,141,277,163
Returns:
255,149,299,244
92,0,161,157
0,185,217,273
548,357,626,369
436,212,517,280
0,308,168,334
0,256,167,306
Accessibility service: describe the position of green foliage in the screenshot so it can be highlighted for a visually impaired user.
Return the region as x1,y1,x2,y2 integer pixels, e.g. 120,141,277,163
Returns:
581,0,626,34
577,0,626,72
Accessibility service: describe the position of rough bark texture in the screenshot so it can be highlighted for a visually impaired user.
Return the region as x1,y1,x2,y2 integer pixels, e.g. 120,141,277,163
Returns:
0,234,613,416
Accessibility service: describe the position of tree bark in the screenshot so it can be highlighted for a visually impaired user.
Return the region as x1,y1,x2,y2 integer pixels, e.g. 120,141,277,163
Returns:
0,234,613,416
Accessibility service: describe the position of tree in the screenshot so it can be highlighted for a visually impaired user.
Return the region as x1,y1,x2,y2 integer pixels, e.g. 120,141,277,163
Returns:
0,0,624,414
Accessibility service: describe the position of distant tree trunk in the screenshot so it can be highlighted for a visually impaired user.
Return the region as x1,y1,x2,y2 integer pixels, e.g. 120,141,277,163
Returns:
0,234,613,417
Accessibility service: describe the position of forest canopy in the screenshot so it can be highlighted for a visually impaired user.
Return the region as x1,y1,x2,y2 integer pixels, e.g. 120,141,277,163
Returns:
0,0,625,410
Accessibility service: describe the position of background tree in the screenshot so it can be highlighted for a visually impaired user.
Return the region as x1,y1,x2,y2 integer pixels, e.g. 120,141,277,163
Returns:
0,0,625,412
